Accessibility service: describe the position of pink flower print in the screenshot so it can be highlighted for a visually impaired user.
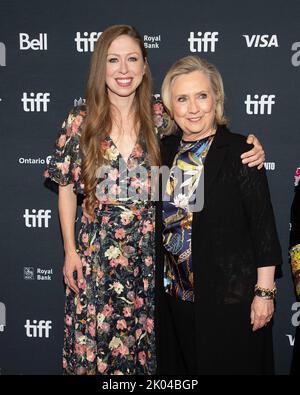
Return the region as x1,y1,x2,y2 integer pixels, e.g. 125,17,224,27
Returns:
60,159,70,175
138,351,147,366
123,307,132,317
142,220,154,234
131,144,143,158
97,360,108,374
153,114,163,128
100,140,110,152
65,315,72,326
115,228,125,239
108,168,119,181
75,343,86,356
97,268,104,281
295,167,300,187
76,299,83,315
81,232,89,244
57,134,67,148
143,278,149,291
146,318,154,333
86,348,95,362
153,102,164,115
134,297,144,309
88,321,96,337
102,216,110,225
117,255,129,267
88,304,96,316
63,358,67,369
99,322,110,333
73,166,81,182
134,267,140,277
103,304,113,317
116,319,127,330
145,256,153,267
135,328,142,340
119,344,129,356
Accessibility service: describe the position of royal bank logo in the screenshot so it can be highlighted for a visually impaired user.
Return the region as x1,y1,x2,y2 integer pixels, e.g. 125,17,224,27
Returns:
144,34,161,49
25,319,52,338
75,32,102,52
21,92,50,112
291,42,300,67
0,302,6,333
243,34,279,48
0,42,6,66
23,209,51,228
19,33,48,50
244,94,275,115
24,267,53,281
188,32,219,52
24,267,35,280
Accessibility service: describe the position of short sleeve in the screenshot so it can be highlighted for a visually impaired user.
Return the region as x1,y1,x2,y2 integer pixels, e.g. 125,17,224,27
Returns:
44,106,86,193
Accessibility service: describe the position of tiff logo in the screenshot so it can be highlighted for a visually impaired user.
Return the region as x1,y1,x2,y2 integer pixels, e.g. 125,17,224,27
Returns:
244,94,275,115
0,302,6,332
23,209,51,228
25,320,52,338
19,33,47,50
21,92,50,112
75,32,101,52
243,34,279,48
188,32,219,53
0,42,6,66
291,42,300,67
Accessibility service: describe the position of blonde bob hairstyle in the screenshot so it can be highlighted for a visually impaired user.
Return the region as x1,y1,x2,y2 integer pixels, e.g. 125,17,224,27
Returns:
161,55,228,135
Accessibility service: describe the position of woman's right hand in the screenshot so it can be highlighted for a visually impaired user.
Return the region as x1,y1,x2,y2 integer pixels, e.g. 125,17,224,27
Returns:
63,250,84,294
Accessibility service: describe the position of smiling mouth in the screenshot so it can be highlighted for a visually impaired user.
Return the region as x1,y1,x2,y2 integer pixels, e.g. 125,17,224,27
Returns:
187,117,202,122
115,78,133,87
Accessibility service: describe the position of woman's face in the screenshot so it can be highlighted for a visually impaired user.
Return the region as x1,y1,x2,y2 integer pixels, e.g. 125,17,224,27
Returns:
171,70,216,141
106,35,146,101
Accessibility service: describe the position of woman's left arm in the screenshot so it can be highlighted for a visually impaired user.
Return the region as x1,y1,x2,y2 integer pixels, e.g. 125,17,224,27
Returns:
241,134,265,169
236,145,282,331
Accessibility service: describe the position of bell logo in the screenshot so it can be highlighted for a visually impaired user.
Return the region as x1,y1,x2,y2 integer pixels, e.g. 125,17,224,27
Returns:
291,42,300,67
23,209,51,228
0,302,6,333
244,94,275,115
19,33,47,50
75,32,101,52
25,320,52,338
243,34,279,48
188,32,219,53
0,42,6,66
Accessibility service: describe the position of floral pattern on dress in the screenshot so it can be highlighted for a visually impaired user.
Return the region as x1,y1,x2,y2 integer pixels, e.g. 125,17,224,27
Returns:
44,102,164,375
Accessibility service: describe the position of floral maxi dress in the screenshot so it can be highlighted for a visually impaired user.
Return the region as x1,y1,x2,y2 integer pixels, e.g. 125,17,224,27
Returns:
44,105,160,375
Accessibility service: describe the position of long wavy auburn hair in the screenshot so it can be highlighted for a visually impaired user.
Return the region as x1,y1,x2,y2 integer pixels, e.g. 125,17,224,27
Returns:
80,25,160,216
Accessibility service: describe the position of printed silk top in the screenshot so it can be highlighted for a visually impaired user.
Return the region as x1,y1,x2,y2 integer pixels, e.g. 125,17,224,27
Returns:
290,167,300,299
163,135,214,302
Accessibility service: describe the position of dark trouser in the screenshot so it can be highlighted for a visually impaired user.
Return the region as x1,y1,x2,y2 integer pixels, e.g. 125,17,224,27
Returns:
159,293,197,375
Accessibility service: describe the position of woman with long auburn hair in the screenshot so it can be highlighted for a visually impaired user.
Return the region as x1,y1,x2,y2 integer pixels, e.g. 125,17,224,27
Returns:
44,25,265,375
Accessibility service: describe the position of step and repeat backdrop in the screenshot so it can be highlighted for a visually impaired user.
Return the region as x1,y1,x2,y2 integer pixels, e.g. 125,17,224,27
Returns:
0,0,299,375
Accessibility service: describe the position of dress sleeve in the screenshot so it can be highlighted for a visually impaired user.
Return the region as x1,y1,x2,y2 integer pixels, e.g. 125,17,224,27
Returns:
289,169,300,299
235,141,282,269
44,106,86,190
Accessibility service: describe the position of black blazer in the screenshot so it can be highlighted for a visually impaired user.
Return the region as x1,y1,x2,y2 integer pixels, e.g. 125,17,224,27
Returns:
156,125,282,374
